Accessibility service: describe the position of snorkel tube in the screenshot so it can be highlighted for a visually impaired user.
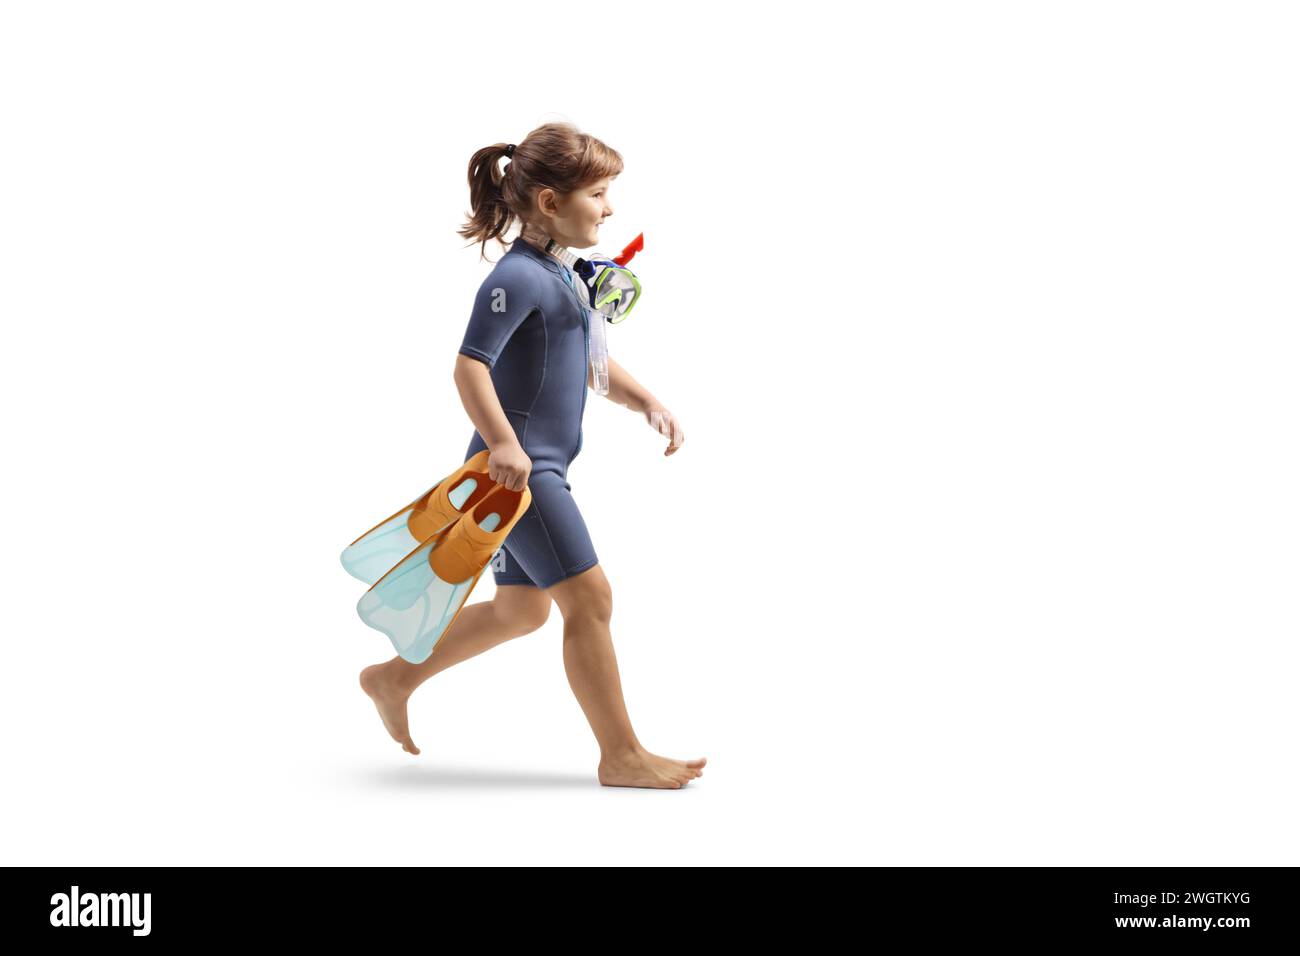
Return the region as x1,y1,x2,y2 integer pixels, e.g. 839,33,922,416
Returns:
544,232,645,397
613,232,643,267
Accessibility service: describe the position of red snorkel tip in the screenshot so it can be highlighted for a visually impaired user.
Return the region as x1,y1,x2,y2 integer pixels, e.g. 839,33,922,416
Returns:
613,232,644,266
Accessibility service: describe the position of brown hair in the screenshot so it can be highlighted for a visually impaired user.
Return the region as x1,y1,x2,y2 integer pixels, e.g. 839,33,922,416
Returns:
458,121,623,261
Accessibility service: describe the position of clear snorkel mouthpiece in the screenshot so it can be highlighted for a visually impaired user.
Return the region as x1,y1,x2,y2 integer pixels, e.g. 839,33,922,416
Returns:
587,302,610,395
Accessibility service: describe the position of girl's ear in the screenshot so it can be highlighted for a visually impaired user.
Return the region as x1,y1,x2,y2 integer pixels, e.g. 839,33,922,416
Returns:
536,187,557,217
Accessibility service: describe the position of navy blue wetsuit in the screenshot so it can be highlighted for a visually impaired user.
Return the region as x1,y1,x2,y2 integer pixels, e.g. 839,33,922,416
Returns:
460,239,598,589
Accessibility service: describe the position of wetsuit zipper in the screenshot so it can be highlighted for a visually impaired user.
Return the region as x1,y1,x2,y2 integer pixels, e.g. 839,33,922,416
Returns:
574,270,589,461
557,264,589,462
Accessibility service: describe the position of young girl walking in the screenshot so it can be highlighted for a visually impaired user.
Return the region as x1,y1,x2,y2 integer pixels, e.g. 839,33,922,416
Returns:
360,122,705,789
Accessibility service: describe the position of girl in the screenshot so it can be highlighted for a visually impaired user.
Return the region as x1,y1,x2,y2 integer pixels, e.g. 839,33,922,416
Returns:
360,122,705,789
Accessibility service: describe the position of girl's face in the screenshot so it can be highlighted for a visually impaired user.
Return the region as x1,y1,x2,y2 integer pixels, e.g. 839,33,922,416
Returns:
546,177,615,249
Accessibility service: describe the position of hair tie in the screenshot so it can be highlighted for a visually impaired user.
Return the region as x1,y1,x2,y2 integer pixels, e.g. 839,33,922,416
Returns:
504,143,516,158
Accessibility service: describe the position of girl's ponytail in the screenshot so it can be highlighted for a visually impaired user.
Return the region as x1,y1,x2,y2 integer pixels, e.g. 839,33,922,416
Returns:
458,143,517,261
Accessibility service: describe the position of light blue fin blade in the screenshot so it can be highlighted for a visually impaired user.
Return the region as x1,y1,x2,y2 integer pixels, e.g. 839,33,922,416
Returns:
341,512,453,586
356,539,478,664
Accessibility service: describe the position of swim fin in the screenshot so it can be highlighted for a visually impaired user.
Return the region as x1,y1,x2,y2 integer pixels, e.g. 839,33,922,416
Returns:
340,449,495,585
356,483,533,664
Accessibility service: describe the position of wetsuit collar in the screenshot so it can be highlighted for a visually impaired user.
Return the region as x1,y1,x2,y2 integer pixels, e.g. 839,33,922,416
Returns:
511,235,567,275
511,236,548,260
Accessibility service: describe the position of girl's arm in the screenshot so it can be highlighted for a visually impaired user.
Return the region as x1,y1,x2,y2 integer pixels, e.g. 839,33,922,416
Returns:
599,355,657,413
454,354,531,489
600,356,685,456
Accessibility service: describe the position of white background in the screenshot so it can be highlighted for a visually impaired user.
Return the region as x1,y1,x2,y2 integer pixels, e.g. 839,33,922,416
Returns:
2,1,1296,865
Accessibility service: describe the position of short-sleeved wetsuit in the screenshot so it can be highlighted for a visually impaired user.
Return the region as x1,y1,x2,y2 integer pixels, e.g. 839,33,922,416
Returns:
459,238,598,589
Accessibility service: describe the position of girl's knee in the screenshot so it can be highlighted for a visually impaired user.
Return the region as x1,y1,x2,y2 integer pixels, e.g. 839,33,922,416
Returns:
564,599,612,626
551,568,613,624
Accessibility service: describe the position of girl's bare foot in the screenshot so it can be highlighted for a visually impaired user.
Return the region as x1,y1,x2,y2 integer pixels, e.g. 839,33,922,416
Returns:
359,663,420,755
597,748,707,789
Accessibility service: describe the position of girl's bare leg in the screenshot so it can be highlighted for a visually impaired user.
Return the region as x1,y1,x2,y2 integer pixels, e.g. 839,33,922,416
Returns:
359,586,551,754
545,564,707,789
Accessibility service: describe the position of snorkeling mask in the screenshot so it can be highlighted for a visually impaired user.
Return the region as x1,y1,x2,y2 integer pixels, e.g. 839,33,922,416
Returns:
543,233,643,323
544,233,644,396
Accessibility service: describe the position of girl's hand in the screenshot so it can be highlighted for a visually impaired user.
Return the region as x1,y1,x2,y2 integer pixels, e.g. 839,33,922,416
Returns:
488,442,532,491
645,406,685,456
